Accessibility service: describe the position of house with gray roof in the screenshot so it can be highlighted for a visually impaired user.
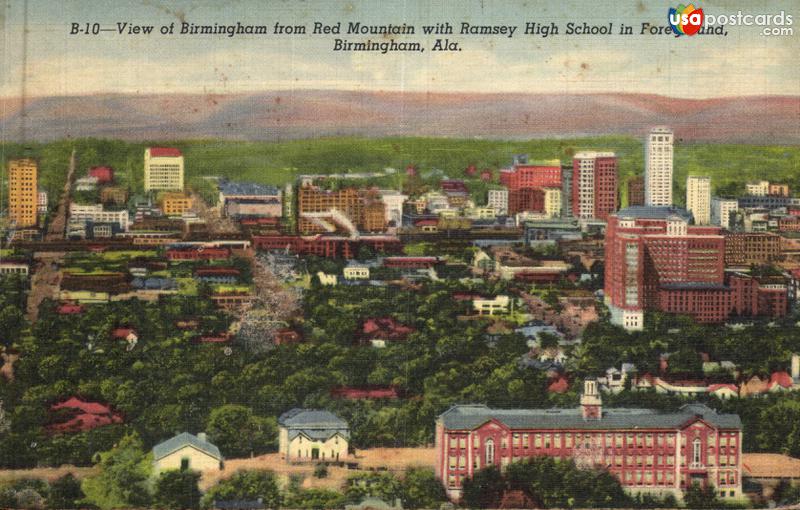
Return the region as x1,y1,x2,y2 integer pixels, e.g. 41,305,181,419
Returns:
152,432,223,472
278,409,349,462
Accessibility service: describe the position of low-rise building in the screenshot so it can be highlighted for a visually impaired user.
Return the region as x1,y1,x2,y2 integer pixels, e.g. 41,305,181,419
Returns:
435,380,743,502
343,265,370,280
473,295,510,315
69,203,130,231
278,409,349,462
152,432,223,472
159,192,193,216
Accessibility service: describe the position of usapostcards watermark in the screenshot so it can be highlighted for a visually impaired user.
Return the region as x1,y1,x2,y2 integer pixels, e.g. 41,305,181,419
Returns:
669,5,794,37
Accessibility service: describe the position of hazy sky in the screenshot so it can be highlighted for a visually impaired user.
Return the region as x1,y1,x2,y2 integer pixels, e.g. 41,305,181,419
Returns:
1,0,798,98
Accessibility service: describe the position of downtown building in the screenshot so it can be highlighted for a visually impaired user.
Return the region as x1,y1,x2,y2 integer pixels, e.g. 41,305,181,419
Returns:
296,184,386,234
571,151,618,220
686,176,711,225
644,127,674,207
144,147,184,192
605,206,787,329
499,157,562,190
435,380,743,502
7,158,38,227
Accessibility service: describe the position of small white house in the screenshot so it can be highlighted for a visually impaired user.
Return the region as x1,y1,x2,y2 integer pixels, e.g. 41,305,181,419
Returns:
278,409,349,463
473,295,510,315
152,432,223,472
343,266,370,280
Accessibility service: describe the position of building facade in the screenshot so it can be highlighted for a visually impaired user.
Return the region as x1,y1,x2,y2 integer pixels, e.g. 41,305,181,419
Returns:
487,188,509,216
7,158,38,227
278,409,349,462
159,193,193,216
69,203,130,231
604,207,725,330
711,198,738,230
644,127,674,207
500,160,562,190
144,147,184,192
152,432,222,472
745,181,769,196
508,188,545,215
686,176,711,225
724,233,781,266
628,176,645,207
435,380,742,502
543,188,562,219
572,151,618,220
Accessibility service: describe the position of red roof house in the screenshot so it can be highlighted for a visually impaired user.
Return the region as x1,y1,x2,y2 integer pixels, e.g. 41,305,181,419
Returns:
361,317,414,341
57,303,84,315
330,386,400,400
88,166,114,184
48,397,123,433
547,375,570,394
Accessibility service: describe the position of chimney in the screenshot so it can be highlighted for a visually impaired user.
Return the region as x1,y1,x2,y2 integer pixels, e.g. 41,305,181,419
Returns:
580,378,602,421
792,354,800,381
197,432,207,443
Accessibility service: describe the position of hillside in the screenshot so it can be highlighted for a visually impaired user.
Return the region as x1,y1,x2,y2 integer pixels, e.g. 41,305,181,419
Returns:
1,91,798,144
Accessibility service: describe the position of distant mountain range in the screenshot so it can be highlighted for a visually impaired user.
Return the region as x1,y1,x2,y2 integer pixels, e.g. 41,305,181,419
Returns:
1,91,798,143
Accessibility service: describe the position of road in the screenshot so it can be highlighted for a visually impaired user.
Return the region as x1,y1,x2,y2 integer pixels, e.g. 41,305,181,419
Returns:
45,148,76,241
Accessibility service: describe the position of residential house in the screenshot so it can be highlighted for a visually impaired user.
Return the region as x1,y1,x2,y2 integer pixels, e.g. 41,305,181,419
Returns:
278,409,349,462
153,432,223,472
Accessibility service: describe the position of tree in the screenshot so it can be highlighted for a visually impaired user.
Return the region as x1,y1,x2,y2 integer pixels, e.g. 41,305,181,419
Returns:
344,472,403,505
401,468,447,509
683,482,721,509
206,404,277,458
153,469,201,510
285,489,345,510
48,473,84,509
202,470,281,509
461,466,504,509
81,433,152,509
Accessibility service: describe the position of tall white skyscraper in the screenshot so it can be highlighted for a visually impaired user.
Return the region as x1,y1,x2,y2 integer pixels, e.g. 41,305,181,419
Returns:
686,176,711,225
644,127,674,206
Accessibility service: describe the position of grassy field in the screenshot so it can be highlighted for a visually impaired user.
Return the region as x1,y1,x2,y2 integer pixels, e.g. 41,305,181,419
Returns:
2,137,798,208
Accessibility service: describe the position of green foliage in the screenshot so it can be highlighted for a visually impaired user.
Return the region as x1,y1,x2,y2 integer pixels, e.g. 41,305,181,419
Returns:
683,482,721,509
344,472,403,504
313,463,328,479
755,399,800,456
153,469,202,510
461,465,505,509
81,433,152,509
201,470,281,509
47,473,84,509
206,404,277,458
284,488,345,510
401,467,447,510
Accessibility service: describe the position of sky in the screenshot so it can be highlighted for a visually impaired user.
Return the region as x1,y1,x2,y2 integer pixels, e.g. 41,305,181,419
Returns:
1,0,798,99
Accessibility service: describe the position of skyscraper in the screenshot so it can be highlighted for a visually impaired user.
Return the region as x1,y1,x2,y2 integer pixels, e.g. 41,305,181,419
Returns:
686,176,711,225
571,151,618,220
144,147,184,192
7,158,39,227
644,127,674,206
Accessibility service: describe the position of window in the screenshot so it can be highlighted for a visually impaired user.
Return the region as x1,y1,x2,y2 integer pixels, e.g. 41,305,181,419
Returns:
485,439,495,466
449,456,456,470
449,436,457,448
553,434,560,449
534,434,542,448
459,437,466,449
692,438,702,467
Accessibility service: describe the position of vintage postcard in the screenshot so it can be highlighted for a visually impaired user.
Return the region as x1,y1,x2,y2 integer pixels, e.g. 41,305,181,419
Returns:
1,0,799,509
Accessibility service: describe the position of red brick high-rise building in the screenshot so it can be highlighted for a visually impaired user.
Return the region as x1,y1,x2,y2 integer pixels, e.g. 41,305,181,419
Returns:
507,188,545,215
499,159,562,191
571,151,618,220
604,206,725,330
435,380,743,502
605,207,788,329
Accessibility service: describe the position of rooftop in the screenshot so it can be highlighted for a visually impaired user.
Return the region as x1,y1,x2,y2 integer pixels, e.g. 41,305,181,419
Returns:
743,453,800,479
439,403,741,431
152,432,222,461
148,147,182,158
219,181,280,196
615,206,692,221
